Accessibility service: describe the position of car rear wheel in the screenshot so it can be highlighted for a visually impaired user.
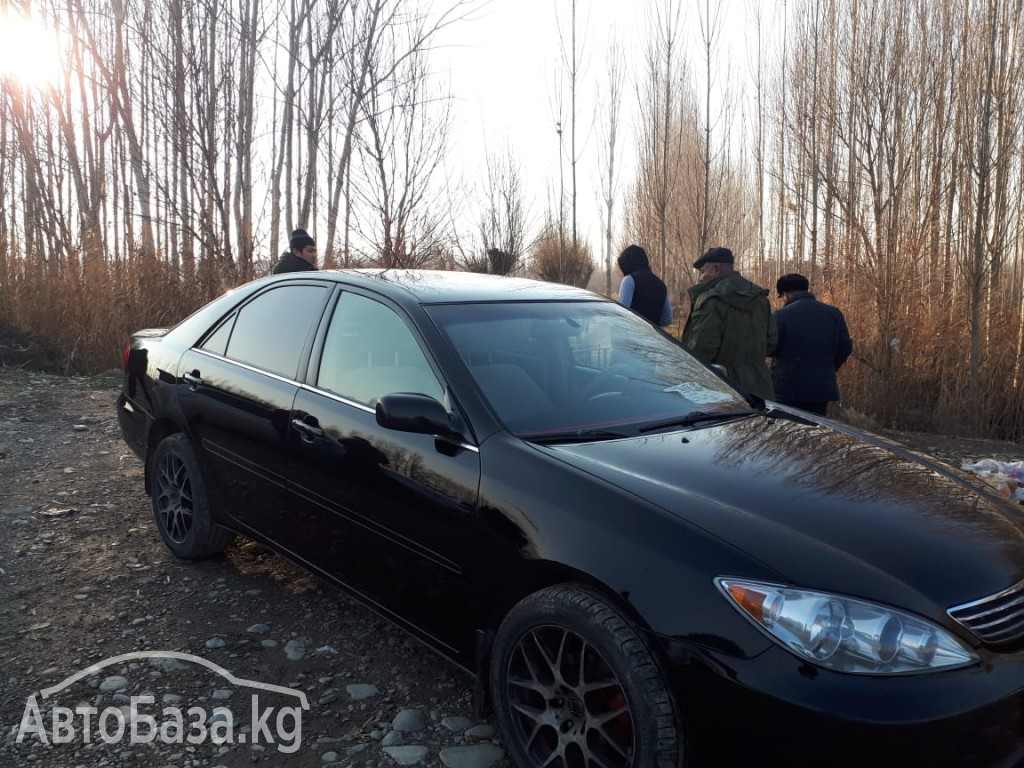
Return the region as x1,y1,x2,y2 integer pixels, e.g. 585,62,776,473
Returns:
150,434,235,558
490,584,684,768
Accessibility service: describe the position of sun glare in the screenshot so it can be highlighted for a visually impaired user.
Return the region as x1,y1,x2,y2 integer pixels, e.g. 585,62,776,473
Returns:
0,12,63,90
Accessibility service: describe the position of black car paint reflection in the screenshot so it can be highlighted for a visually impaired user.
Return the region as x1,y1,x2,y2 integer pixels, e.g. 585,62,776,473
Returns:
175,349,297,537
117,269,1024,767
285,385,486,648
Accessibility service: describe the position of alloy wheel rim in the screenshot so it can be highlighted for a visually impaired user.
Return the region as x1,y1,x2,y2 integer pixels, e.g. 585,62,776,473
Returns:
505,625,635,767
155,452,194,544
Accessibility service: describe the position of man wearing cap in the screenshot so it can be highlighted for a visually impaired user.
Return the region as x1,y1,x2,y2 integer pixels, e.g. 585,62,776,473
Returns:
681,246,777,399
272,229,319,274
770,273,852,416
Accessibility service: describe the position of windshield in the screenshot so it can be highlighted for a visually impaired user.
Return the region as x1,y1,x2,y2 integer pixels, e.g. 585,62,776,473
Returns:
427,301,751,438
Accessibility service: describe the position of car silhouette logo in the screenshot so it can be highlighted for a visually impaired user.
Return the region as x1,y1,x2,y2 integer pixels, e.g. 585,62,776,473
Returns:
18,651,308,753
34,651,309,708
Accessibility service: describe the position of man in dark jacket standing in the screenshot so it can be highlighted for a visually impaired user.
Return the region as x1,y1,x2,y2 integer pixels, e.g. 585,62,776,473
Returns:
681,247,777,399
272,229,319,274
616,244,673,327
770,273,852,416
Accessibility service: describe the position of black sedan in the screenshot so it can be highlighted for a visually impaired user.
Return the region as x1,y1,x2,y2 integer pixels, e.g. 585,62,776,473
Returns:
118,269,1024,767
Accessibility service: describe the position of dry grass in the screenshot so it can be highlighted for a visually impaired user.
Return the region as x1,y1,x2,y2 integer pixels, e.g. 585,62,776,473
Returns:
0,246,243,374
2,244,1022,443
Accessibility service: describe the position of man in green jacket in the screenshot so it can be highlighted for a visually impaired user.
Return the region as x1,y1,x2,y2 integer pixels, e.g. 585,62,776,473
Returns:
681,247,777,400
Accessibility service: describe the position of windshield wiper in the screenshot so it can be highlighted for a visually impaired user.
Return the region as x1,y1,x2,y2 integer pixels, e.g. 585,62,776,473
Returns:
637,409,756,434
526,428,633,444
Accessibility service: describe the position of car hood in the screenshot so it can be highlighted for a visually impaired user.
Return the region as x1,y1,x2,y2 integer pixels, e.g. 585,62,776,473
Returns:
546,410,1024,613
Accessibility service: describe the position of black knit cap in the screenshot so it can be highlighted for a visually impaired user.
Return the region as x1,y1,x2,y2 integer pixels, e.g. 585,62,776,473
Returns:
693,246,733,268
776,273,810,296
290,228,315,250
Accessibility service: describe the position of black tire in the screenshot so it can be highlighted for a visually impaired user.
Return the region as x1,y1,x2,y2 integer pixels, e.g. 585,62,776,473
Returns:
149,434,235,558
490,583,683,768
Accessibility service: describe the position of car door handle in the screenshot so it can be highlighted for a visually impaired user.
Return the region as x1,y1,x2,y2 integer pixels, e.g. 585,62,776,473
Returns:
183,371,203,390
291,418,324,441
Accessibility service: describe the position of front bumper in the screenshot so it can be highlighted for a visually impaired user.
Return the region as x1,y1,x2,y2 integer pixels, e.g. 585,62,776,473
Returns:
661,637,1024,767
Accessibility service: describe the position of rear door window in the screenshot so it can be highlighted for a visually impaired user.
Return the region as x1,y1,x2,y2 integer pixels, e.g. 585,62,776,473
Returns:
199,315,235,356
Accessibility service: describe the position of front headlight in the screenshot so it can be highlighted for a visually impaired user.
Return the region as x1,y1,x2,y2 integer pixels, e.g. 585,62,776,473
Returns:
716,578,978,674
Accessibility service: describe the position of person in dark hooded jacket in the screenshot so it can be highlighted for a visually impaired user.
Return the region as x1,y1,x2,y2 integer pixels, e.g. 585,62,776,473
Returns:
681,246,777,399
272,229,319,274
616,244,672,327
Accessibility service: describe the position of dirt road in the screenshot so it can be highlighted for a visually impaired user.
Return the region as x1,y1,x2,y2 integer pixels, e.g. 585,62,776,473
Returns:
0,371,510,768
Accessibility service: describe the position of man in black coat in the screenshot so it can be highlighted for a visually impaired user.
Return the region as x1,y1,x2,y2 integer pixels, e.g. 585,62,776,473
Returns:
770,273,852,416
272,229,319,274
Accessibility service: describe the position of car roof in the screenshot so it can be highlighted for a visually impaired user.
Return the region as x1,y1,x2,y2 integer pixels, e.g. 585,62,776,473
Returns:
272,268,606,305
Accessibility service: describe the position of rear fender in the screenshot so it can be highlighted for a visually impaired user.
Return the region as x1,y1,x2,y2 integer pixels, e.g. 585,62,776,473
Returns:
143,418,182,495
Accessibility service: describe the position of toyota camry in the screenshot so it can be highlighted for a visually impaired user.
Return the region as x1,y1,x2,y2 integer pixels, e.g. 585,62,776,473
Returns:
117,269,1024,767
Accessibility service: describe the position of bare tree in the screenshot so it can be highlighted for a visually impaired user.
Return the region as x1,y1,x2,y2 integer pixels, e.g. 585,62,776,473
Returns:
69,0,156,255
554,0,587,276
628,0,692,300
476,145,530,275
353,25,453,268
323,0,385,266
596,38,624,295
745,0,769,271
269,0,312,259
234,0,264,273
693,0,729,255
322,0,476,265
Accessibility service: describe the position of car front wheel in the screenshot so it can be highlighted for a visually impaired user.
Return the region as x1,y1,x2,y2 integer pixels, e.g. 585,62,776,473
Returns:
150,434,235,559
490,584,684,768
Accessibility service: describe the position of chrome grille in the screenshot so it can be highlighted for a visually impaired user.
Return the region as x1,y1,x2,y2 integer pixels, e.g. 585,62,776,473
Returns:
948,579,1024,645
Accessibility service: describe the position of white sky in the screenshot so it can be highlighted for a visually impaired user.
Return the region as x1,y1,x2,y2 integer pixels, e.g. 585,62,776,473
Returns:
434,0,785,255
1,0,787,267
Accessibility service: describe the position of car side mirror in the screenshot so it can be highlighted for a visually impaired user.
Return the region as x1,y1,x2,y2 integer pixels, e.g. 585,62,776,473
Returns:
375,393,459,438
